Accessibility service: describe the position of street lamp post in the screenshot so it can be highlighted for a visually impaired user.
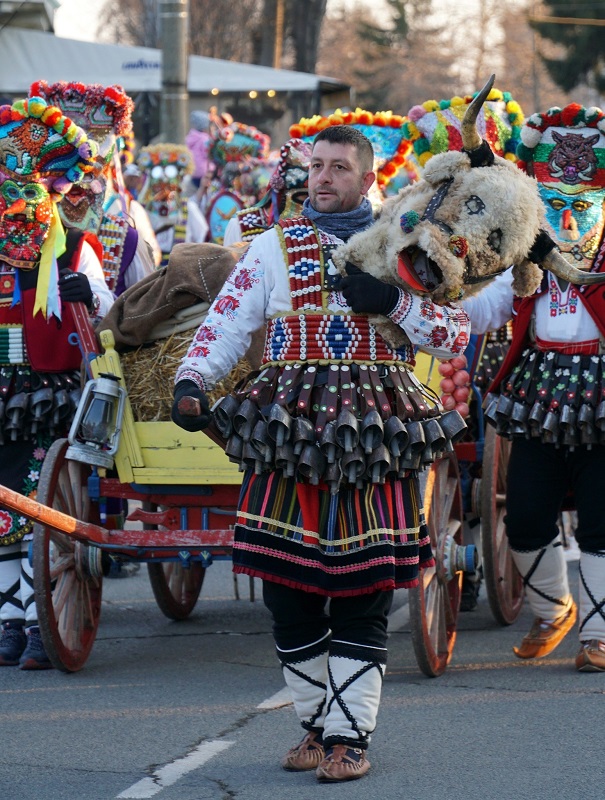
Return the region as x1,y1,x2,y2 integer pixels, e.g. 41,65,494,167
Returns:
160,0,189,143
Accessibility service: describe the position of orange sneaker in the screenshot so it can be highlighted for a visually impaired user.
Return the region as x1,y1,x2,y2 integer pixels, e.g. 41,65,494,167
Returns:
281,731,324,771
316,745,370,782
513,601,577,659
576,640,605,672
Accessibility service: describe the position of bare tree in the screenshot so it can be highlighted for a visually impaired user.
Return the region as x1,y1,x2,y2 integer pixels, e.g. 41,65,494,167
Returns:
317,0,458,115
97,0,262,61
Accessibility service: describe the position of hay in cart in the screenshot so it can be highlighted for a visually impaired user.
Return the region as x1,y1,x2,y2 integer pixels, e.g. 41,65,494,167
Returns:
121,332,252,422
95,241,260,423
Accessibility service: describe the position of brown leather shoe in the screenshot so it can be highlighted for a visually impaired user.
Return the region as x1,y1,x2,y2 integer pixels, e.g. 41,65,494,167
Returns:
576,640,605,672
513,600,577,659
281,731,324,771
316,745,370,782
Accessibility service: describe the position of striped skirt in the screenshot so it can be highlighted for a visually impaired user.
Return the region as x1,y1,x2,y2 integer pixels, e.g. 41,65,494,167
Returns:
233,470,433,597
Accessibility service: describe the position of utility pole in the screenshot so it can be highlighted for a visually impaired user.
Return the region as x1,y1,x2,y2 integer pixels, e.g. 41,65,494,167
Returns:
273,0,284,69
160,0,189,143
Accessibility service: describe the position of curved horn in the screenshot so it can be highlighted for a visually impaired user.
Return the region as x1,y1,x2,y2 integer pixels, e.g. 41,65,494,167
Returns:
461,74,496,151
542,248,605,285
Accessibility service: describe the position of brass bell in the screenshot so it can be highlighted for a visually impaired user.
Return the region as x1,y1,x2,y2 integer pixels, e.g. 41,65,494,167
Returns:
384,415,409,457
225,433,244,466
360,409,384,455
297,444,326,486
341,445,365,485
366,444,391,484
319,420,342,465
266,403,293,446
233,398,261,442
251,419,274,465
275,441,298,478
212,394,240,439
292,416,315,455
439,408,467,445
335,408,360,453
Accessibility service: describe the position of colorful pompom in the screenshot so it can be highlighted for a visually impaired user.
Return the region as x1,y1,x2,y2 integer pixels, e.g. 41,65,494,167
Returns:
400,210,420,234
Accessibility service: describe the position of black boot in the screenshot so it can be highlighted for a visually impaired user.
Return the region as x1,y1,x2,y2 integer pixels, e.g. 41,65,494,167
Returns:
0,620,26,666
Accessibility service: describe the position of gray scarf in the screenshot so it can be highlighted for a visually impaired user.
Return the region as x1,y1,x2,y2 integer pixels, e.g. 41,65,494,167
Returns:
302,197,374,242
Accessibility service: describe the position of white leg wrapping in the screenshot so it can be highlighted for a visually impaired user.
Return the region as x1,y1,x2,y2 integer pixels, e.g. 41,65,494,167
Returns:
323,640,386,749
579,552,605,642
20,540,37,625
0,543,23,623
511,540,572,621
277,632,330,730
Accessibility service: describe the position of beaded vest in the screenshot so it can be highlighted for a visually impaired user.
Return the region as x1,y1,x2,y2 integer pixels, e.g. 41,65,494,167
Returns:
210,218,466,488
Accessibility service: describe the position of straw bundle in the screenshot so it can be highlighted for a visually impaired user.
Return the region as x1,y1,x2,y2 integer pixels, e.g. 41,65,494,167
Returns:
120,332,251,422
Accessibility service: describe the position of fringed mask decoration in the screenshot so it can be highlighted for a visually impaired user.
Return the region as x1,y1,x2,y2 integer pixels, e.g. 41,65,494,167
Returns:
517,104,605,273
136,144,193,232
0,97,96,267
0,96,97,317
29,81,134,233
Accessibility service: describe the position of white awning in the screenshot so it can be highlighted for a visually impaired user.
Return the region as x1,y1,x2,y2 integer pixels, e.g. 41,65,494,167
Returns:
0,27,347,96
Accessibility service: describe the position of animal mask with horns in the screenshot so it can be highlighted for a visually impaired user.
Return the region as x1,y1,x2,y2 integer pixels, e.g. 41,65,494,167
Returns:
332,75,605,348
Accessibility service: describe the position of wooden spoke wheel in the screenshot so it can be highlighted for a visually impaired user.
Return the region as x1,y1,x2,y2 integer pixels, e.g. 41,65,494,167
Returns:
147,562,206,620
144,503,206,620
33,439,103,672
480,425,523,626
409,453,464,677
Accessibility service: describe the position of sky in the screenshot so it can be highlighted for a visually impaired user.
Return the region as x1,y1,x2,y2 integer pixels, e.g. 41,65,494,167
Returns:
53,0,106,40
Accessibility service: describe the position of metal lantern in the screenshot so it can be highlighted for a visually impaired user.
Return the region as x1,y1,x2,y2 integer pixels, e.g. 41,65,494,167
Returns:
66,373,126,469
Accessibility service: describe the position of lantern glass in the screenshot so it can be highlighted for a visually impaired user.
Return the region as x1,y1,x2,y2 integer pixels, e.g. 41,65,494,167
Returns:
80,392,118,446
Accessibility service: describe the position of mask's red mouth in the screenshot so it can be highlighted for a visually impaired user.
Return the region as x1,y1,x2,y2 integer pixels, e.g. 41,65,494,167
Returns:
397,247,443,293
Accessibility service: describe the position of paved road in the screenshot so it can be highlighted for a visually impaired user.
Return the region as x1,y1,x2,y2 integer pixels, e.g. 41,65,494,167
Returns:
0,554,601,800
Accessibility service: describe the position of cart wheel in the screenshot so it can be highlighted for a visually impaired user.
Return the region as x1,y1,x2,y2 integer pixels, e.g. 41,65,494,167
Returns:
480,425,523,625
33,439,103,672
148,562,206,620
409,453,464,677
144,502,206,620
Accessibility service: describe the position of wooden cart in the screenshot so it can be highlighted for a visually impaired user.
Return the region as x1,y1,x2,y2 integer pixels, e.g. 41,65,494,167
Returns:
0,315,519,674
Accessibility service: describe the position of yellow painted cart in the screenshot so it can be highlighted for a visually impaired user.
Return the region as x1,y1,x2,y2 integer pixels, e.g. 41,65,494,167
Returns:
0,316,243,672
0,311,520,676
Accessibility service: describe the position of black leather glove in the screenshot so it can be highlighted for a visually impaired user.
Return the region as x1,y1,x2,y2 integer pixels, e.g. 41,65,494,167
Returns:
171,380,211,432
58,269,94,310
339,262,400,315
527,230,557,264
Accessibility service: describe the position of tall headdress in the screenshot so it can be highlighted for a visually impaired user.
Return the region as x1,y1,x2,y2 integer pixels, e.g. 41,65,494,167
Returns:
517,103,605,271
0,96,97,315
136,143,193,231
290,107,413,196
28,81,135,232
208,117,271,171
264,137,312,219
403,85,524,170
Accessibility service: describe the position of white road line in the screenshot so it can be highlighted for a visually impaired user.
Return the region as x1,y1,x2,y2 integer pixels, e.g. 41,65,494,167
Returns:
116,739,234,799
257,686,292,709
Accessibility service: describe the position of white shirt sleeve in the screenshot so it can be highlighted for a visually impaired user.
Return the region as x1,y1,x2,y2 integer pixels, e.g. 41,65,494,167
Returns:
122,233,156,291
175,232,273,390
129,199,162,268
76,240,114,319
222,216,243,247
461,269,515,335
185,198,209,244
387,289,472,359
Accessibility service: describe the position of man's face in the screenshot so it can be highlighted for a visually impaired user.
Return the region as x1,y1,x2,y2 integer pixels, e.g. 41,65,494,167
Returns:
308,140,375,214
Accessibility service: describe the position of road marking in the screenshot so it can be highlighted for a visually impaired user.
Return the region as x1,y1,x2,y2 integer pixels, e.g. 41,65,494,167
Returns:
257,686,292,709
116,739,234,799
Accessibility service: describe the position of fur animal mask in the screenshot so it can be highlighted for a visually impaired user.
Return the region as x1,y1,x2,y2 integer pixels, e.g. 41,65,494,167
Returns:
333,75,605,315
